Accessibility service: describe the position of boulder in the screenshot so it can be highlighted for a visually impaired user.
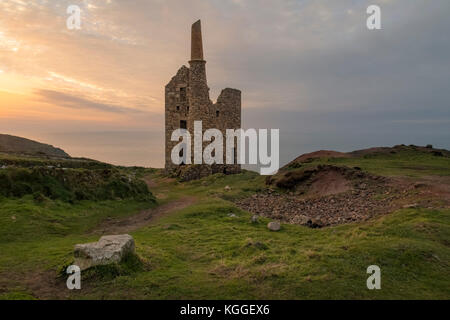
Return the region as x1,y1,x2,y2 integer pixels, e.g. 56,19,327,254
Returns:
267,221,281,231
74,234,135,270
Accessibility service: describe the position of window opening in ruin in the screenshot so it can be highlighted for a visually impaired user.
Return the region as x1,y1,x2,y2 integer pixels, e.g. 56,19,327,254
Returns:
180,87,186,101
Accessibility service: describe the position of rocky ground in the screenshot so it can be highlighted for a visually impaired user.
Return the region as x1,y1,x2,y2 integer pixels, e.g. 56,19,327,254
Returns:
236,165,434,228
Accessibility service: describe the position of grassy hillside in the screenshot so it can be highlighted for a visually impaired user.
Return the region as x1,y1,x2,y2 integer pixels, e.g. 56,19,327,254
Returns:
0,134,69,158
284,145,450,177
0,147,449,299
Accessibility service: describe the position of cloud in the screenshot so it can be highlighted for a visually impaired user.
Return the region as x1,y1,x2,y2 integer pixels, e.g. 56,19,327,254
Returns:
1,0,449,167
34,89,147,114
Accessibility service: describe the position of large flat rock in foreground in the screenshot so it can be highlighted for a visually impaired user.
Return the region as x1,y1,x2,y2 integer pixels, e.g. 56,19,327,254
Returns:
74,234,135,270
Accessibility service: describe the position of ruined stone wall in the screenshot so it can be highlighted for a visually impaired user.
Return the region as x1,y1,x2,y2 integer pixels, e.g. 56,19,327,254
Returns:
213,88,241,174
164,68,242,176
164,20,241,179
164,66,190,171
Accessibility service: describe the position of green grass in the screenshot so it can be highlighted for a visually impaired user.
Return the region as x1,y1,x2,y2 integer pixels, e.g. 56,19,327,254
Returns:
289,149,450,177
0,196,155,244
88,196,450,299
0,149,449,300
0,167,155,202
0,171,448,299
0,152,111,169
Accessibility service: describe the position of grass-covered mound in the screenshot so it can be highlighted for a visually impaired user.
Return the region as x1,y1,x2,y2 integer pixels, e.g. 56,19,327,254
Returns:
0,152,112,169
284,144,450,177
0,167,154,202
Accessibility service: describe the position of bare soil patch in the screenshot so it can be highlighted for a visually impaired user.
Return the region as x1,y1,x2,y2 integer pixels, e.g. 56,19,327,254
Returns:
308,169,351,197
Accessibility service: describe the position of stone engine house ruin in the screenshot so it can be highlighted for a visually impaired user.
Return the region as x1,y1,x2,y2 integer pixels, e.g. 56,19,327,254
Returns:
165,20,241,180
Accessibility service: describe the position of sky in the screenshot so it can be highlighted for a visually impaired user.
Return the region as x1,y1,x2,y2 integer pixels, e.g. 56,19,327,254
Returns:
1,0,449,167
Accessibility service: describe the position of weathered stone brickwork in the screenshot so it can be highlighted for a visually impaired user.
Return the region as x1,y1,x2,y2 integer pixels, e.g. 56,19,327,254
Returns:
165,20,241,179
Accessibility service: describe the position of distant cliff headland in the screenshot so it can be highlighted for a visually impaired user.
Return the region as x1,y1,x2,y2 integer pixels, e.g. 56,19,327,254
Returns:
0,134,70,158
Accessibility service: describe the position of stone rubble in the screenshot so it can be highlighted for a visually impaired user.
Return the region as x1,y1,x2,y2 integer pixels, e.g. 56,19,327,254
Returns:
237,174,408,228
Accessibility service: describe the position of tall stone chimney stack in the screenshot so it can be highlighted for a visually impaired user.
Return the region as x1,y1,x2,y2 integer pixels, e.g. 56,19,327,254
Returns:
189,19,210,129
191,20,204,61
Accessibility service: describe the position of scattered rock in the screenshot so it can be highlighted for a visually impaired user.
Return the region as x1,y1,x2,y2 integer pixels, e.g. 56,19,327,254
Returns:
403,203,418,209
251,215,259,223
224,185,231,191
228,213,237,218
236,170,402,227
307,218,324,229
74,234,135,270
267,221,281,231
11,215,16,222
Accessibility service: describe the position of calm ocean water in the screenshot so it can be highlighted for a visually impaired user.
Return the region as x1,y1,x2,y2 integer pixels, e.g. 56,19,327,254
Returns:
42,131,165,168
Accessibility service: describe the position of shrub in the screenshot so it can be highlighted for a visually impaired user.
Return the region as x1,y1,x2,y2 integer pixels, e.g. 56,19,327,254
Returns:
0,167,155,203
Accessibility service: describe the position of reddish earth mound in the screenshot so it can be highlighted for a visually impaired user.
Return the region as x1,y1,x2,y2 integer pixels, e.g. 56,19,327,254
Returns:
237,165,405,227
308,169,351,197
266,165,374,196
237,145,450,228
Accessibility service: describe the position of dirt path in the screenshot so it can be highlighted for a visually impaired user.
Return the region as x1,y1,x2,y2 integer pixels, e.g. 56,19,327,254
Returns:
89,197,196,235
88,174,197,234
143,175,159,188
89,174,196,234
